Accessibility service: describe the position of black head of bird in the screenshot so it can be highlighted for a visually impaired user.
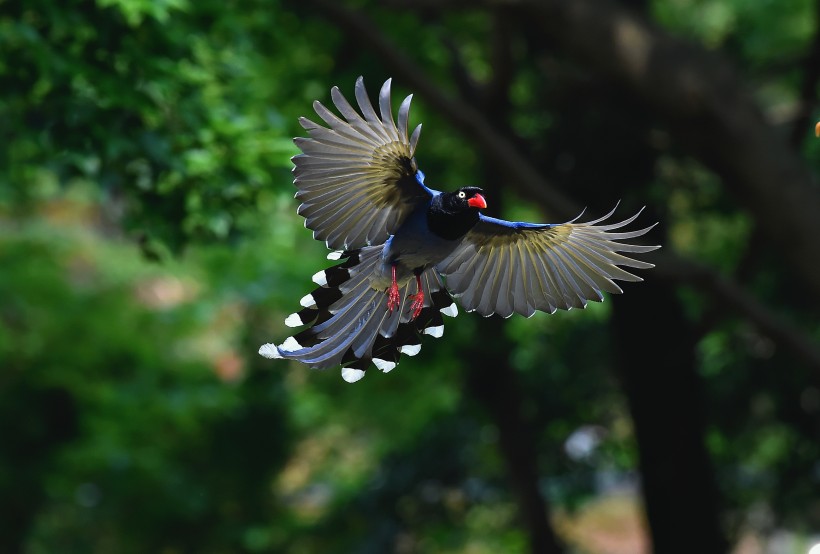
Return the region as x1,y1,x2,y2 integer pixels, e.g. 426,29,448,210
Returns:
445,187,487,211
426,187,487,240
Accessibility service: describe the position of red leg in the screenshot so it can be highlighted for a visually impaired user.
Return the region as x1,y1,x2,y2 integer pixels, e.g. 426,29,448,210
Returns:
409,274,424,319
387,265,401,312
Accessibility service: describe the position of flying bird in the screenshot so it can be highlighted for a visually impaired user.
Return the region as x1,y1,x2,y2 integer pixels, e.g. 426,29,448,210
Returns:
259,77,659,382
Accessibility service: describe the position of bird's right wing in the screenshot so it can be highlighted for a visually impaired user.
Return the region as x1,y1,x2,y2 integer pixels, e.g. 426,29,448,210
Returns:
436,206,659,318
294,77,433,250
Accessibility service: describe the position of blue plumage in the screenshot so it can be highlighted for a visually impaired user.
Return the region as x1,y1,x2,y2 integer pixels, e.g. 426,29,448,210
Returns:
477,214,553,230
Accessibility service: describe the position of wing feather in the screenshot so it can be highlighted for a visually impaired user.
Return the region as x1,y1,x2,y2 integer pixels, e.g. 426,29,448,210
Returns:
294,77,432,250
543,246,587,308
552,247,604,302
559,244,623,294
378,79,400,141
311,199,372,243
295,174,375,192
522,240,558,313
397,94,413,140
482,246,508,316
325,203,374,249
510,241,534,317
409,124,422,153
353,85,391,144
331,87,382,143
568,241,646,281
494,247,516,318
450,250,485,312
312,102,375,146
294,143,370,160
532,236,575,310
298,118,372,149
437,207,659,317
473,250,501,315
367,209,394,245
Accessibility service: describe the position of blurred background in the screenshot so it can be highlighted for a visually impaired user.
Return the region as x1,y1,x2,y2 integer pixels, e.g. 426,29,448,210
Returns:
1,0,819,553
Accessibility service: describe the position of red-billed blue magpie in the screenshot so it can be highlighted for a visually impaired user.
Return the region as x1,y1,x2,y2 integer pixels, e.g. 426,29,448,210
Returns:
260,78,659,382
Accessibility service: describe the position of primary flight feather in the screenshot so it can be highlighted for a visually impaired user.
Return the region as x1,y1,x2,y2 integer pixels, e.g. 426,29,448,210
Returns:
260,77,659,382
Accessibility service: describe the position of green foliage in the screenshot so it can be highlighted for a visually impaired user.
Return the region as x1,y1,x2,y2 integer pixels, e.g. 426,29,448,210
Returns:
652,0,815,64
1,0,818,551
0,206,291,552
0,0,327,247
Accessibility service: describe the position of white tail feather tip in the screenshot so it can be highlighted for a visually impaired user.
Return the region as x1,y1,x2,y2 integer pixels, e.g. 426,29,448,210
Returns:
300,294,317,308
342,367,366,383
284,313,303,327
327,251,344,260
258,343,282,359
311,271,328,286
440,303,458,317
423,325,444,338
399,344,421,356
280,336,303,352
373,358,397,372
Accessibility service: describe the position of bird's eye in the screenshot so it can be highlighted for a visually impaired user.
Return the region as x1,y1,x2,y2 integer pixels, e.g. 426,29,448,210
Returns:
458,191,466,199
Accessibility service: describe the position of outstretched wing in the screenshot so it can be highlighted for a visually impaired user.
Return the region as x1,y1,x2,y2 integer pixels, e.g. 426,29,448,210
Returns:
294,77,433,250
436,206,659,318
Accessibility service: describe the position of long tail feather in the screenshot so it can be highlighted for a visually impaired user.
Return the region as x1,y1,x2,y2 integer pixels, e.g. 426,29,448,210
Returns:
259,248,459,382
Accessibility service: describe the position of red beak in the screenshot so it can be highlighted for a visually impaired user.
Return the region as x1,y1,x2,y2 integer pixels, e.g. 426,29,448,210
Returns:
467,194,487,209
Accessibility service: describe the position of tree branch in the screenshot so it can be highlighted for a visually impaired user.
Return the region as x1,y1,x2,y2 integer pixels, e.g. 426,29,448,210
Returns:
466,318,565,554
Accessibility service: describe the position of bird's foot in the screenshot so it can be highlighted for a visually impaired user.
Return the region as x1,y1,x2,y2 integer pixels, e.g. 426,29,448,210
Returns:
409,291,425,319
387,282,401,312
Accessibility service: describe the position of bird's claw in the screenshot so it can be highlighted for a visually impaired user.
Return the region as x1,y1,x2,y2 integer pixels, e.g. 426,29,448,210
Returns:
409,292,424,319
387,283,401,312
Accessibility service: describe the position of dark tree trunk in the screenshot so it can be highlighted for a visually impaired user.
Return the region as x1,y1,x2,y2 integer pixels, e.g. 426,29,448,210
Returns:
466,317,565,554
464,23,565,547
611,282,729,554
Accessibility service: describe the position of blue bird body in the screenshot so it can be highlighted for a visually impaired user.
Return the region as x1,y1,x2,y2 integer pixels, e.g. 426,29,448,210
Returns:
377,193,461,288
259,77,659,382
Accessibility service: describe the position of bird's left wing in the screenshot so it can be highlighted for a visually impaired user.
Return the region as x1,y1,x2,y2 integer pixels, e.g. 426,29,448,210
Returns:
436,207,659,318
294,77,433,250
